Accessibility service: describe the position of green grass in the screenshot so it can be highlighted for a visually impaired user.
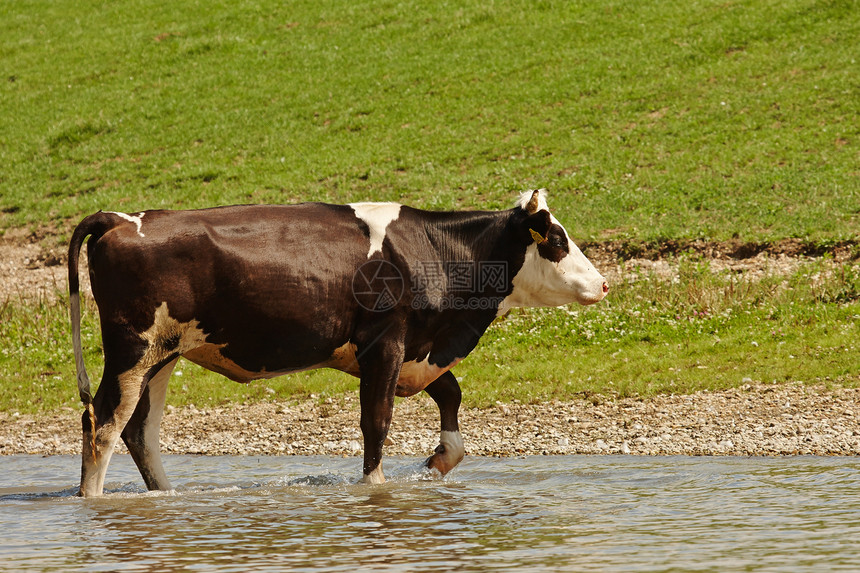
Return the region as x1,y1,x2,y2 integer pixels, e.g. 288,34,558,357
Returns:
460,257,860,406
1,0,858,415
2,258,857,415
1,0,858,243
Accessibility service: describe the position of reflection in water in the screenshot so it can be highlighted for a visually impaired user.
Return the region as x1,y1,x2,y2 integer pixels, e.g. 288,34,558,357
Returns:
2,455,860,571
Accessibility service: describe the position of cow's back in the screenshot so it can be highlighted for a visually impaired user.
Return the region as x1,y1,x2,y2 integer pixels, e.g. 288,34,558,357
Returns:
86,203,371,376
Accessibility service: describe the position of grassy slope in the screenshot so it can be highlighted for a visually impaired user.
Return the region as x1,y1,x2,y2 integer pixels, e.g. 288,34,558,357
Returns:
0,0,858,414
1,0,857,240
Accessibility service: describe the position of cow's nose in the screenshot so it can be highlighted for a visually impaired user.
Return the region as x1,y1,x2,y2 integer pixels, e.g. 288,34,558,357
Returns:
602,282,609,294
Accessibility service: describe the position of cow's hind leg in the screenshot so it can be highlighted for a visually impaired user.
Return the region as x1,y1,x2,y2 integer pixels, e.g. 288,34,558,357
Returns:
80,367,143,497
423,371,465,476
80,325,177,497
121,356,178,491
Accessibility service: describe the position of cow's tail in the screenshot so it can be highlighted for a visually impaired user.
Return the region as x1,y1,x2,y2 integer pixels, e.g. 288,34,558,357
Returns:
68,211,116,455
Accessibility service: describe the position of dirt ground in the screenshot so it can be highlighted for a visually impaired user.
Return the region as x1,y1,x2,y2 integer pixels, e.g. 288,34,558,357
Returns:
3,231,856,304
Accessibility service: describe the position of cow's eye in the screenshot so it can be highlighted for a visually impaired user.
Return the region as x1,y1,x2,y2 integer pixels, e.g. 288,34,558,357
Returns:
549,236,566,248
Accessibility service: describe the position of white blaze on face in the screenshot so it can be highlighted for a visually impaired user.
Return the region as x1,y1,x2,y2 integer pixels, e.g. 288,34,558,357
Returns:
107,211,146,237
498,192,608,315
349,202,402,258
550,213,607,303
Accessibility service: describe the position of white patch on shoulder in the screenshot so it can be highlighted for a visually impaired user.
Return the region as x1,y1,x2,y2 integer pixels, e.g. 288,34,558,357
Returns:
107,211,146,238
349,202,401,258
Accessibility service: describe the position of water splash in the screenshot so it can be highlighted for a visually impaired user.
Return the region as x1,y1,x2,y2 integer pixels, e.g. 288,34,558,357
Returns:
278,473,353,487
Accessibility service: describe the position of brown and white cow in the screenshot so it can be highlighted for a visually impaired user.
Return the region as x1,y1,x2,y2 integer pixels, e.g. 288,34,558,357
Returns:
69,189,608,496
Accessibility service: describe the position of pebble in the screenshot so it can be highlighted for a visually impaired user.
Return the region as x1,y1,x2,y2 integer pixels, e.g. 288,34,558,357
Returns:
2,383,860,458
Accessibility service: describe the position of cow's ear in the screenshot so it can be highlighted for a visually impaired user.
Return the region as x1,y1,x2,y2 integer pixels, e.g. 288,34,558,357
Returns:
520,210,551,244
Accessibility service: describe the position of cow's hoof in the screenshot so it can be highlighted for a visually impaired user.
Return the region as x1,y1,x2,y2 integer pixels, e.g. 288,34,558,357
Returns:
425,433,465,476
360,465,385,485
426,452,456,476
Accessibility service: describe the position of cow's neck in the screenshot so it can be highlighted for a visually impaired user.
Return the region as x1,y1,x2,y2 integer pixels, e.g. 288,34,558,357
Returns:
407,209,524,365
420,209,517,271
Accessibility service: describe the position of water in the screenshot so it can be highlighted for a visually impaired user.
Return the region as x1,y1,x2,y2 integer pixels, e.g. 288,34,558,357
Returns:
2,455,859,572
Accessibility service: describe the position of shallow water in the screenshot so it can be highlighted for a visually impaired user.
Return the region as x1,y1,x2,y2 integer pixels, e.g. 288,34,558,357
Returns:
2,454,859,572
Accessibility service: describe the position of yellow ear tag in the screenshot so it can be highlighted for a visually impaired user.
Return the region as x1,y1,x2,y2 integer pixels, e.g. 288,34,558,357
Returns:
529,229,547,244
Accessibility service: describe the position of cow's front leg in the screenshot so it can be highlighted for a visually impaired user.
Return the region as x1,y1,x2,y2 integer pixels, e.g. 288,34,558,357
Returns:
423,371,465,476
356,336,404,484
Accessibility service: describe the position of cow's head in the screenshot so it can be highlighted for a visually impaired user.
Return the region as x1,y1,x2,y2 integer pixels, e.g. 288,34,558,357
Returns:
506,189,608,308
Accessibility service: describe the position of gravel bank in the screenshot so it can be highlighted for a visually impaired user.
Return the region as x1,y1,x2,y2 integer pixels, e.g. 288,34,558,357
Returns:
3,382,858,458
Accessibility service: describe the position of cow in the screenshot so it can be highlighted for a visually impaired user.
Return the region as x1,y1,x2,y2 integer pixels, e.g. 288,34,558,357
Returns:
68,189,608,496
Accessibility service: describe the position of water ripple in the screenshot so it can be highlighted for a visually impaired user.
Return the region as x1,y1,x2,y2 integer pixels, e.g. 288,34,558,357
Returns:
1,455,860,571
